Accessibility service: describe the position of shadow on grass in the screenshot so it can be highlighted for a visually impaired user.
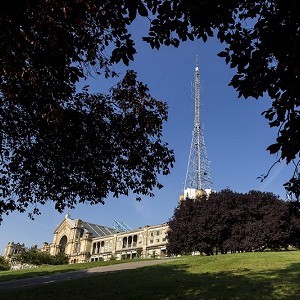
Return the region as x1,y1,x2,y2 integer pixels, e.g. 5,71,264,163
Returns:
0,267,81,282
1,260,300,299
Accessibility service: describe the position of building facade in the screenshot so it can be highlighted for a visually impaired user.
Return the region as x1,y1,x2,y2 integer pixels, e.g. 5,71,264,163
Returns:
3,242,26,259
90,223,168,261
49,213,168,263
3,214,169,264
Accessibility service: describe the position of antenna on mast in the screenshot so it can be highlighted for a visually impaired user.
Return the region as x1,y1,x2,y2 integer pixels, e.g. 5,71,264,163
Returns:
180,56,213,201
195,55,199,71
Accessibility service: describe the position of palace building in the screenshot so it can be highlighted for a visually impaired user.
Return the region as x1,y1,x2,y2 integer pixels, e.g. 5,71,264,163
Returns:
50,213,168,263
4,213,169,264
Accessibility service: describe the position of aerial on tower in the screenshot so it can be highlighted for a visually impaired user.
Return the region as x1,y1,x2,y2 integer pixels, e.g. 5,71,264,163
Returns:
181,57,213,200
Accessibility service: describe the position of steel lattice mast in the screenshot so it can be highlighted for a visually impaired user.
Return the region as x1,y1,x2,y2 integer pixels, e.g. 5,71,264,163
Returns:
184,57,213,192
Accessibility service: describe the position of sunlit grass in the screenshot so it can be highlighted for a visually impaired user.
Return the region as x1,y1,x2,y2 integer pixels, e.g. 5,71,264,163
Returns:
1,251,300,299
0,259,134,282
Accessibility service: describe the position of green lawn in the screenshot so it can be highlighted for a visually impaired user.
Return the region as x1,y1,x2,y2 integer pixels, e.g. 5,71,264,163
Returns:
0,259,133,282
1,251,300,299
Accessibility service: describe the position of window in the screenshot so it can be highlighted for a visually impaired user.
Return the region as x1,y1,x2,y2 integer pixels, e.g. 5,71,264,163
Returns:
133,235,137,247
150,232,154,236
122,237,127,248
156,239,160,243
162,237,166,242
73,243,80,254
92,243,96,254
128,236,132,247
59,235,68,254
79,228,84,238
150,240,153,244
156,231,160,236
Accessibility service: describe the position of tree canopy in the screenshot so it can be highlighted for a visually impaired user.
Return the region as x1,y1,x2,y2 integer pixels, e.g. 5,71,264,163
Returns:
0,255,10,271
0,0,299,221
141,0,300,198
11,247,69,266
167,190,300,255
0,1,176,221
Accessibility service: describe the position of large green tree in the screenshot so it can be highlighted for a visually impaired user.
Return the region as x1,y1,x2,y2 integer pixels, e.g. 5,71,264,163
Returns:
0,0,299,221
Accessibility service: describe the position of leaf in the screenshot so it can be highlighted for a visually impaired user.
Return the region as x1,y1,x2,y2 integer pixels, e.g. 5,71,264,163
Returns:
266,143,281,154
128,0,138,21
138,2,148,17
217,51,227,58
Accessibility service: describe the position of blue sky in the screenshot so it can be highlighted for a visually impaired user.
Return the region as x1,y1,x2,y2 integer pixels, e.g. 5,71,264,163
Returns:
0,19,293,254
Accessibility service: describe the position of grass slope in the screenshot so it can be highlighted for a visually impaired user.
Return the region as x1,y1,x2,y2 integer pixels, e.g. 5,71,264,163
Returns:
0,259,133,282
1,251,300,299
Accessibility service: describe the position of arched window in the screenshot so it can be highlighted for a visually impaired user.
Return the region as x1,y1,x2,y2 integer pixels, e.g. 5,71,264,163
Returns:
122,237,127,248
128,236,132,247
79,228,84,238
133,235,138,247
59,235,68,254
73,243,80,254
92,243,96,254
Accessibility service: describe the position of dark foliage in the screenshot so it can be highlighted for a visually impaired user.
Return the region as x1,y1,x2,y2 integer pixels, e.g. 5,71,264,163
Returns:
0,1,176,221
167,189,300,255
288,201,300,249
142,0,300,199
0,1,299,221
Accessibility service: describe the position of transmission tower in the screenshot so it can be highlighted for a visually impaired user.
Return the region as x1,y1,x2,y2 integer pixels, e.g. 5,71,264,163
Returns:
183,57,213,199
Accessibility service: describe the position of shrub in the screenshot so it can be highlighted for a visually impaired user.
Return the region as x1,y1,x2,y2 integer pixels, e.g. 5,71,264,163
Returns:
0,255,10,271
13,248,69,266
51,253,69,265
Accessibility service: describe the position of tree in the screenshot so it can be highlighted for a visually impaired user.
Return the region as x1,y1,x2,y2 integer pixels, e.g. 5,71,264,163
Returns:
167,198,200,255
12,247,69,266
241,191,291,251
0,1,299,221
167,189,298,255
287,201,300,248
0,255,10,271
0,1,175,221
142,0,300,198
